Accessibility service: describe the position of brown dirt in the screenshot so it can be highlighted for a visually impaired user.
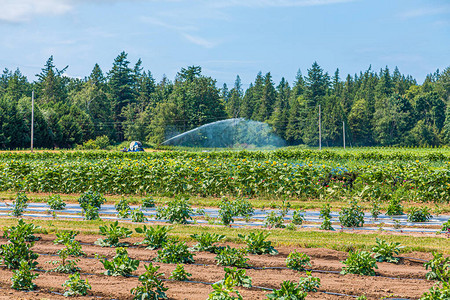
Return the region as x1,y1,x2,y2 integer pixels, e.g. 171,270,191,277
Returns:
0,233,436,300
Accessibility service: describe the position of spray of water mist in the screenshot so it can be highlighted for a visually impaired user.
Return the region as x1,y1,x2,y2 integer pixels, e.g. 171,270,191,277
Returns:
161,118,285,148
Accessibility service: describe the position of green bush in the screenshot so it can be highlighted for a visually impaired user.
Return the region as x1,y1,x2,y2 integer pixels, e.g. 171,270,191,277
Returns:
11,192,28,217
207,277,243,300
95,221,132,247
131,208,148,222
286,251,311,272
424,252,450,282
420,282,450,300
386,198,403,216
372,238,403,263
407,207,432,222
156,196,193,224
298,271,321,292
156,241,194,264
264,211,285,228
237,231,278,255
292,209,305,225
62,272,92,297
266,280,307,300
135,225,171,250
223,267,252,288
215,246,250,268
339,199,364,228
440,220,450,234
83,204,100,220
190,232,226,253
11,260,38,291
0,219,39,269
47,194,66,210
78,190,105,210
341,250,378,276
169,264,192,281
115,198,131,218
101,247,139,277
46,247,80,273
131,263,168,300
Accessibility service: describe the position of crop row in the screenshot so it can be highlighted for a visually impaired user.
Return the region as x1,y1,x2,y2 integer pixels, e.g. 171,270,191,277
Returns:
3,147,450,161
1,156,450,202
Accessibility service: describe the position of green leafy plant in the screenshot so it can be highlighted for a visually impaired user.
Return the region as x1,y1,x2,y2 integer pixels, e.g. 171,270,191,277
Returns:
190,232,226,253
386,198,403,216
4,218,40,242
371,200,381,220
0,219,39,269
11,192,28,217
292,209,305,225
319,203,334,230
339,199,364,227
341,250,378,276
223,267,252,288
218,197,254,226
47,247,81,273
279,199,291,217
372,238,403,263
424,252,450,282
215,246,249,268
135,225,171,250
207,277,243,300
156,241,195,264
11,260,38,291
266,280,307,300
407,207,432,222
131,208,148,222
131,263,168,300
115,198,131,218
169,264,192,281
78,190,105,210
47,194,66,210
298,271,320,292
156,196,193,224
237,231,278,255
83,204,100,220
142,196,156,208
440,220,450,234
286,251,311,272
420,282,450,300
320,216,334,230
95,220,132,247
101,247,140,277
264,211,285,228
218,198,235,226
62,272,92,297
54,230,78,245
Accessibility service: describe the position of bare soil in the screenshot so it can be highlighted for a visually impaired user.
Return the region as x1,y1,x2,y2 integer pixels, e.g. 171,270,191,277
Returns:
0,233,437,300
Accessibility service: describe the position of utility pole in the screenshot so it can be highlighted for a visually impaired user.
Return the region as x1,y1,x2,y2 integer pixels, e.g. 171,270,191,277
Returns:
318,105,321,150
343,121,346,149
31,91,34,153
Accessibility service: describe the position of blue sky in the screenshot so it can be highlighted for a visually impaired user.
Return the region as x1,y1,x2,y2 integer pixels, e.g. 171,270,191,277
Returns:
0,0,449,88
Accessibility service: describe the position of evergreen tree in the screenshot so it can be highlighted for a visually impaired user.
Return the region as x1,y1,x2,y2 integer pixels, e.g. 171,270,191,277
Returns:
226,75,243,118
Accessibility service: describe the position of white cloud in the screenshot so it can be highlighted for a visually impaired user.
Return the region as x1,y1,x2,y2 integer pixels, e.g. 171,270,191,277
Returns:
0,0,73,22
399,6,450,19
182,33,216,48
210,0,356,8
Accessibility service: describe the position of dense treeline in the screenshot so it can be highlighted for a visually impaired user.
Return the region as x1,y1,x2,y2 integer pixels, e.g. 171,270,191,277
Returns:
0,51,449,149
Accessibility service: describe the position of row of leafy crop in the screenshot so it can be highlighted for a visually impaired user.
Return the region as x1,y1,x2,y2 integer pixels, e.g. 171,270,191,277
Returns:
2,156,450,202
2,147,450,161
1,218,449,299
7,191,450,234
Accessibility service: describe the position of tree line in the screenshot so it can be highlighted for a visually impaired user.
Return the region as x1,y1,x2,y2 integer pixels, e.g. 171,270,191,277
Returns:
0,51,449,149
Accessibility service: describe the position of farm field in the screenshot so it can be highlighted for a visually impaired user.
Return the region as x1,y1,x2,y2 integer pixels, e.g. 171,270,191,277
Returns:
1,148,450,299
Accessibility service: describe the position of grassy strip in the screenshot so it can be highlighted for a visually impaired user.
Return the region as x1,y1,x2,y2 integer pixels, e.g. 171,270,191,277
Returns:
1,217,449,254
1,191,450,213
